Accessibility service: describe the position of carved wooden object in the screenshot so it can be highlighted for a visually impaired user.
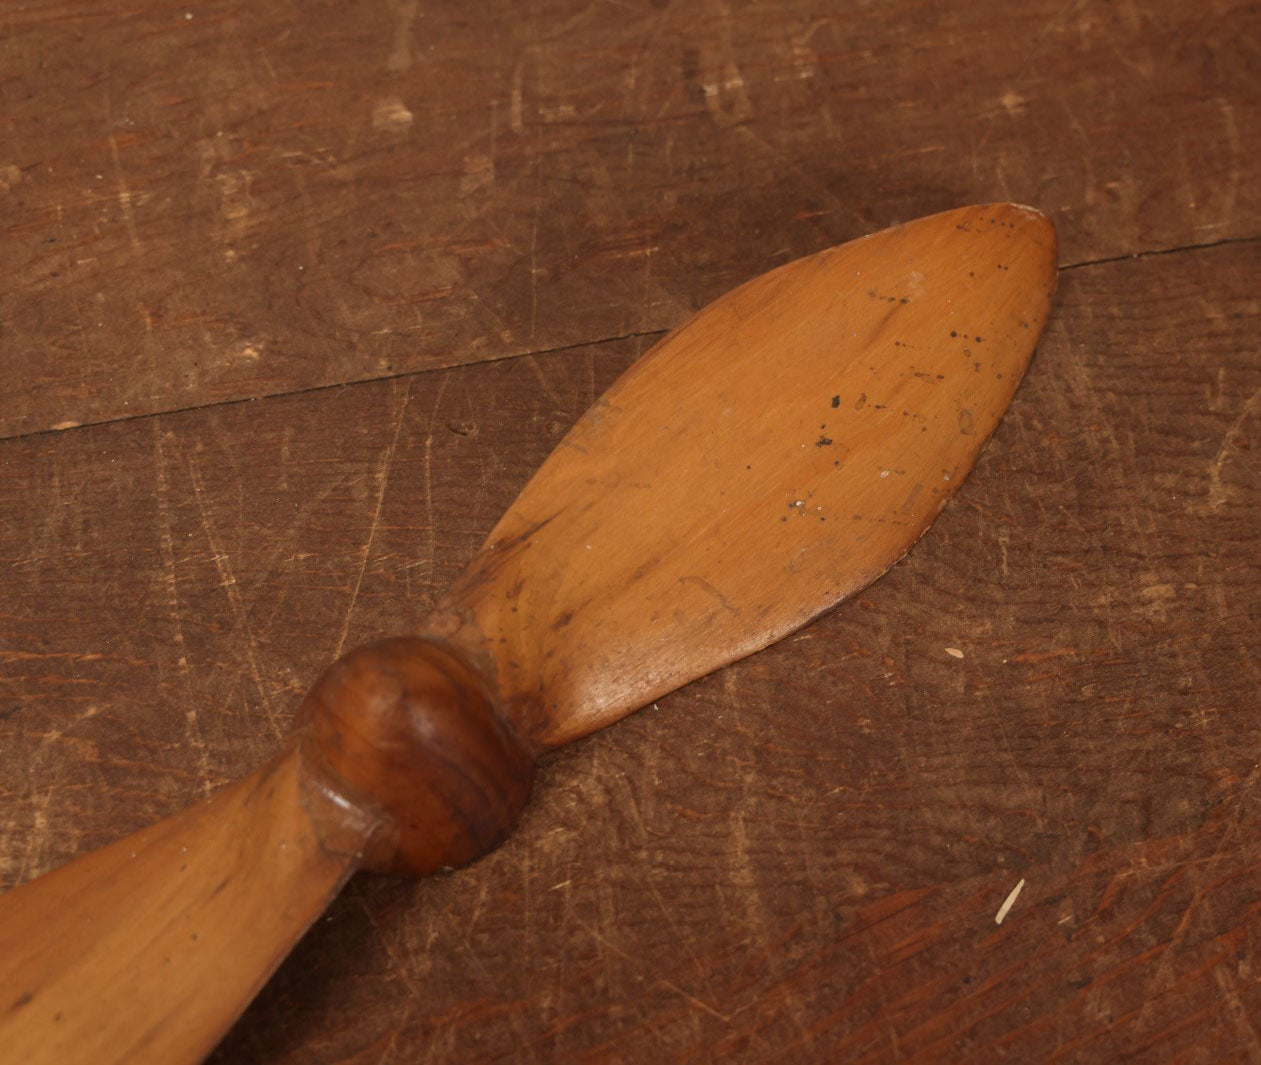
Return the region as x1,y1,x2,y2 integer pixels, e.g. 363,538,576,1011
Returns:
0,204,1056,1065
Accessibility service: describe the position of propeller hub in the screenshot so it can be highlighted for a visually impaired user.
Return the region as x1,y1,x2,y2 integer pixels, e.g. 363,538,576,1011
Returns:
295,636,535,876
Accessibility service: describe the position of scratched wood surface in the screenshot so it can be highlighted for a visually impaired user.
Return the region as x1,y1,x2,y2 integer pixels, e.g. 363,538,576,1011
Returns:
2,0,1259,1062
2,0,1258,438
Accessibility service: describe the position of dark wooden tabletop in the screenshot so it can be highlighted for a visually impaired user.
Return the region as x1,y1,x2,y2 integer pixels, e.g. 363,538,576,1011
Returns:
2,2,1258,1062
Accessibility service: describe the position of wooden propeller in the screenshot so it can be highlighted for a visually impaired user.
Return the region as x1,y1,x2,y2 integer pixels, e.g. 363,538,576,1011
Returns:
0,203,1057,1064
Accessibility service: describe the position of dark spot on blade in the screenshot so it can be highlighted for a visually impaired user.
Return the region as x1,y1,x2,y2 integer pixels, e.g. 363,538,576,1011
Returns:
831,395,841,408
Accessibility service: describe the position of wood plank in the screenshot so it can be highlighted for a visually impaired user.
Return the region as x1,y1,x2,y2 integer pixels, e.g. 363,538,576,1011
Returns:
3,0,1258,436
1,239,1257,1061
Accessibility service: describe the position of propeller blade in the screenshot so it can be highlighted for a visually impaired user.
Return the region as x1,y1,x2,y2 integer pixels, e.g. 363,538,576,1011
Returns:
0,203,1056,1065
429,203,1056,748
0,748,364,1065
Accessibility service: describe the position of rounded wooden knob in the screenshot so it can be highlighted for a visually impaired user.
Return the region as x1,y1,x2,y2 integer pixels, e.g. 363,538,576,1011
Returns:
296,636,535,877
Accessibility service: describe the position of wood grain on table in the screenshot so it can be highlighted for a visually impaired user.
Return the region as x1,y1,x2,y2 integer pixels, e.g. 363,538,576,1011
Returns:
2,0,1258,1062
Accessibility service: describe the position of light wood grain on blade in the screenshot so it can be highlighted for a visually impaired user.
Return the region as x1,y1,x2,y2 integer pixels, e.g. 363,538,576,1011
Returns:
434,204,1057,747
0,749,363,1065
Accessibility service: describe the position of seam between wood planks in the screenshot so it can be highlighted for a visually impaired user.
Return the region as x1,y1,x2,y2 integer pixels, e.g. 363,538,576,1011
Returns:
1059,234,1260,271
3,234,1258,447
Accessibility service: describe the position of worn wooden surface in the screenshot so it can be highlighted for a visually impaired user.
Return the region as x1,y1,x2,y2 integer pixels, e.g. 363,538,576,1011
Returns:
1,0,1258,1062
3,0,1258,438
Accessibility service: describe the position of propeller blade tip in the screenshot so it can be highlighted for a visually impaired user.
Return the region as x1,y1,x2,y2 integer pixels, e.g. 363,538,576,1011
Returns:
994,201,1058,257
